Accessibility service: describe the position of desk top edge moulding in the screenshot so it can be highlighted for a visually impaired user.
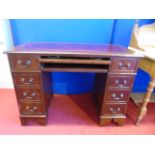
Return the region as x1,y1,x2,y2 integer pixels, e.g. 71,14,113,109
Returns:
4,42,143,58
4,42,143,126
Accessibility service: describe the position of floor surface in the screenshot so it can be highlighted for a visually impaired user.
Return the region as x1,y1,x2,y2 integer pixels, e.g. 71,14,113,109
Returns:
0,89,155,135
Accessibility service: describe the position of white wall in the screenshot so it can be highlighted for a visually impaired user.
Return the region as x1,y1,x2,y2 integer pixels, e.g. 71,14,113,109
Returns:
0,19,14,88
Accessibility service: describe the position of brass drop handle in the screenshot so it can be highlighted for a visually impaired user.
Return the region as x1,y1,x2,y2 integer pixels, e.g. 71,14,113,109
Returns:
115,79,127,87
23,92,27,97
26,106,37,112
20,77,34,85
28,78,34,83
17,59,31,67
112,93,124,100
17,59,22,65
123,80,127,84
110,107,115,113
26,60,31,66
115,79,119,84
126,63,131,68
115,79,123,87
118,62,123,67
25,78,34,85
112,93,116,98
110,107,121,113
117,107,121,111
22,92,36,98
20,77,25,82
118,62,131,69
118,62,126,69
120,93,124,98
31,92,36,97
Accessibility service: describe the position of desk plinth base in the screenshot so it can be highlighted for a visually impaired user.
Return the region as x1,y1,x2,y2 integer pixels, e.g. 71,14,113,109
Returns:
99,115,126,126
20,115,47,126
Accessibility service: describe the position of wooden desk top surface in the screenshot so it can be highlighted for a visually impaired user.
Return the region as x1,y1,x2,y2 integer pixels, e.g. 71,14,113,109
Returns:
5,42,143,58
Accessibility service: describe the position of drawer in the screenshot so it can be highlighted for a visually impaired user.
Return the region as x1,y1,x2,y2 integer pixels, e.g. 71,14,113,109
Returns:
16,88,42,101
8,54,39,70
19,102,44,115
110,58,138,72
102,104,126,115
105,90,130,102
13,73,40,86
107,75,134,89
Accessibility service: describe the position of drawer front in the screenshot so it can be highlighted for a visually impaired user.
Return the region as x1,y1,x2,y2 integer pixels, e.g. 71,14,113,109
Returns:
13,73,40,86
108,75,133,89
102,104,126,115
8,54,39,70
105,90,130,102
20,102,44,115
110,58,138,72
16,88,42,101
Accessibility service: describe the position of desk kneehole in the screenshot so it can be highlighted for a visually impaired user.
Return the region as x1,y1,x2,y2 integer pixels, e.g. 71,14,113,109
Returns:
39,56,111,73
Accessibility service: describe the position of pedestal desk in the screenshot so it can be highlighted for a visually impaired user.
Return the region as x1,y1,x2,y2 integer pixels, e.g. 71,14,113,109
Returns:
4,42,142,126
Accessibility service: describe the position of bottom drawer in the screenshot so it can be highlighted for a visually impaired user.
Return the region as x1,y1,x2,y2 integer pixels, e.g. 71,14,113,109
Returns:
102,104,127,115
19,102,44,115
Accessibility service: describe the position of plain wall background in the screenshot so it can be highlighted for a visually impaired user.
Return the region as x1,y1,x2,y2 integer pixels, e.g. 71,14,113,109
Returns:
1,19,154,94
0,20,14,88
10,19,115,94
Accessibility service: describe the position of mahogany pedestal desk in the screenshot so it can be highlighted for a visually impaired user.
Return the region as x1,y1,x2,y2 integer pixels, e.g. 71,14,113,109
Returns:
5,42,142,126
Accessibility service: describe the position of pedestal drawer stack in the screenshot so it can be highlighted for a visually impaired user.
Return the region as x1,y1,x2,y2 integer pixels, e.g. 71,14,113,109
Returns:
8,54,51,125
100,57,139,125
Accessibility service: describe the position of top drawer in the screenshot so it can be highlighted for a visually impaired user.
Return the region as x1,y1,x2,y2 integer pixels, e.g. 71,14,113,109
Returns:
110,58,138,73
8,54,39,71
